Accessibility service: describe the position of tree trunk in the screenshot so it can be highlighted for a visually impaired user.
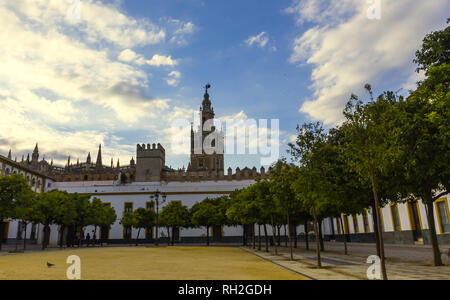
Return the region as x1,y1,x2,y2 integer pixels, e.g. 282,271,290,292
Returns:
370,170,388,280
14,223,20,252
23,222,27,251
313,212,322,268
263,224,269,252
93,226,98,247
42,224,50,250
242,225,246,246
258,225,261,251
59,225,64,248
252,224,256,249
424,195,443,266
79,228,83,248
294,225,297,248
171,227,174,246
136,228,141,246
284,224,288,248
287,213,293,260
167,227,171,246
0,219,3,251
339,216,348,255
319,219,325,252
277,226,281,246
304,220,309,251
371,206,382,259
206,226,210,246
270,216,278,255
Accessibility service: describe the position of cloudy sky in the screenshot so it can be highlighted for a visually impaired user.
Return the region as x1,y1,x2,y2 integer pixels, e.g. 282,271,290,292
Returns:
0,0,448,169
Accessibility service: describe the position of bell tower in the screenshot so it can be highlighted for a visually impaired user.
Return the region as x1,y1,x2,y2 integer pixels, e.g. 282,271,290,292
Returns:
189,84,224,174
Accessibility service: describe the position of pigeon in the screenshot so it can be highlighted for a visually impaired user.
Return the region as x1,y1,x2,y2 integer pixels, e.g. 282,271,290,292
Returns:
47,262,55,268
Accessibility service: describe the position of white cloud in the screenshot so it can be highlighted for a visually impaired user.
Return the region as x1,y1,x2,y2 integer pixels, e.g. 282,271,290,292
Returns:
5,0,166,48
245,32,269,48
146,54,178,67
118,49,178,67
0,1,191,165
166,71,182,87
168,18,196,46
118,49,139,63
287,0,450,124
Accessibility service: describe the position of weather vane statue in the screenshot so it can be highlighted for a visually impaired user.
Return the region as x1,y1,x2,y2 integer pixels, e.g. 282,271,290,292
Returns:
205,83,211,94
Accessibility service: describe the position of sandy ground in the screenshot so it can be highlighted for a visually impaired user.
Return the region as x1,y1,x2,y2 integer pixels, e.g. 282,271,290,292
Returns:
0,246,308,280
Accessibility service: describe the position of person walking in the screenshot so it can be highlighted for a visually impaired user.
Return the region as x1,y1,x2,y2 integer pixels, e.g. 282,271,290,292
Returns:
86,233,91,247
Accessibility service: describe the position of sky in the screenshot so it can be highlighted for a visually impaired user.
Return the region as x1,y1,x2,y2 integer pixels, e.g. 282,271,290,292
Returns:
0,0,449,170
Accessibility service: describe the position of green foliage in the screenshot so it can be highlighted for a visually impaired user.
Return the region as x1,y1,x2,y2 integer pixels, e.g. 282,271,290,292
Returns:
120,211,136,229
191,197,228,228
99,204,117,229
0,175,32,220
134,207,156,230
32,190,66,226
414,21,449,72
120,208,155,232
160,202,189,229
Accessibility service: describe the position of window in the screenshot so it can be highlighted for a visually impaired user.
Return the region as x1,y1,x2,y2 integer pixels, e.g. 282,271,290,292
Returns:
124,202,133,215
362,210,370,233
5,168,10,176
390,204,401,232
407,200,422,231
146,201,155,211
352,215,359,233
31,178,36,186
123,202,133,240
435,199,450,234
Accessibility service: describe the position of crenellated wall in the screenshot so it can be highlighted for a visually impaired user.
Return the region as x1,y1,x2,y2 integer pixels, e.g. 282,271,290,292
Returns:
162,166,271,182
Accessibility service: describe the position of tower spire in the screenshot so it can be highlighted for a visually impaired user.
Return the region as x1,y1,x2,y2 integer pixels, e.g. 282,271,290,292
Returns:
32,143,39,163
96,144,103,168
7,149,11,160
86,152,91,164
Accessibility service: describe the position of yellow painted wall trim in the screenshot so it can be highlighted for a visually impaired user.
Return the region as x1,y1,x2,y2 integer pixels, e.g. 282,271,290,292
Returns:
81,191,232,196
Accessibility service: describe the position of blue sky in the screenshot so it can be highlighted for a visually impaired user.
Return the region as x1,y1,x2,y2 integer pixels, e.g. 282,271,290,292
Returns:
0,0,448,170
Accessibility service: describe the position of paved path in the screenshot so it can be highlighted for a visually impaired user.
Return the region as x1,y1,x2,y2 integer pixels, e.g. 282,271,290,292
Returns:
244,242,450,280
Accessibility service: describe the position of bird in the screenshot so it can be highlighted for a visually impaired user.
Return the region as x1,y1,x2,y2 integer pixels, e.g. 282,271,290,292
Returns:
47,262,55,268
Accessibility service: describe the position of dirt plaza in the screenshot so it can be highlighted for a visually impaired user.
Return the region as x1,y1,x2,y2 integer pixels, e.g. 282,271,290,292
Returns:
0,246,308,280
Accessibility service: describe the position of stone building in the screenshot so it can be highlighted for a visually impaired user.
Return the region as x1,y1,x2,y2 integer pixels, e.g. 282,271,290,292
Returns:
12,87,266,184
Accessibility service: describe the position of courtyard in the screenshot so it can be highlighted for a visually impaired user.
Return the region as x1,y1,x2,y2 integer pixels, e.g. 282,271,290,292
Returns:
0,246,308,280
